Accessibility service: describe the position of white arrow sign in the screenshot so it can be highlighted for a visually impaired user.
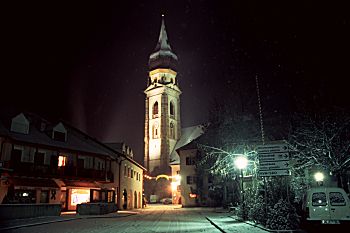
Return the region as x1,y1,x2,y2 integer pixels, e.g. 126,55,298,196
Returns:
256,143,289,153
258,152,289,162
258,169,290,177
259,161,289,170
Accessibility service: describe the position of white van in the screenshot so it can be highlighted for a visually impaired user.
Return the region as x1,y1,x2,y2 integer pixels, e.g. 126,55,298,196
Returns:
302,187,350,225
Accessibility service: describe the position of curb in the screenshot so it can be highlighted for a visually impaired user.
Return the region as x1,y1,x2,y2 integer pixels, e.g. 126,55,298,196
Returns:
205,217,226,233
0,213,136,231
230,216,304,233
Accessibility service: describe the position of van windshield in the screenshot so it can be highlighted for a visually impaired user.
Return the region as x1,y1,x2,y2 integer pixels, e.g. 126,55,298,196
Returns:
329,192,346,206
312,192,327,206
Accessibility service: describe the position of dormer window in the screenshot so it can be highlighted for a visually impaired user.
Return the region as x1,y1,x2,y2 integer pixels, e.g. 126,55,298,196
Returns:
10,113,29,134
52,122,67,142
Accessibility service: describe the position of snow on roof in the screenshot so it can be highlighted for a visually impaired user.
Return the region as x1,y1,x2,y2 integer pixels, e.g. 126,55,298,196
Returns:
169,125,205,165
0,113,113,157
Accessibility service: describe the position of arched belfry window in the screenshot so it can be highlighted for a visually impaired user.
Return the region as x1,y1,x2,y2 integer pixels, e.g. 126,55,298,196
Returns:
169,101,175,117
170,122,175,139
152,101,159,118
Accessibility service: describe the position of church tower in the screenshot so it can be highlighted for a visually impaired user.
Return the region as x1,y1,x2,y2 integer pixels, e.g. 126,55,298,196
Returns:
144,15,181,176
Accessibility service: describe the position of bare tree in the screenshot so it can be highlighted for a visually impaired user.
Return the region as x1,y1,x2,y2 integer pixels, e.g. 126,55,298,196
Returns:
288,109,350,192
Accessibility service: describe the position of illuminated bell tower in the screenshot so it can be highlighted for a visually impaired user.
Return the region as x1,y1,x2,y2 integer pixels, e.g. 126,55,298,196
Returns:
144,15,181,176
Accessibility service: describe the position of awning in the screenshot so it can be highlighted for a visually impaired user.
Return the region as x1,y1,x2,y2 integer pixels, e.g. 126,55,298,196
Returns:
62,180,102,189
11,177,59,188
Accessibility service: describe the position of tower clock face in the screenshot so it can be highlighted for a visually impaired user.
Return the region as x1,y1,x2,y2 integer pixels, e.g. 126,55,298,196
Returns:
154,121,159,128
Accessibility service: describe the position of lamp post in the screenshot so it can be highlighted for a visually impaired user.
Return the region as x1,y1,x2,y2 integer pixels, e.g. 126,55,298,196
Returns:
314,172,324,186
234,156,248,220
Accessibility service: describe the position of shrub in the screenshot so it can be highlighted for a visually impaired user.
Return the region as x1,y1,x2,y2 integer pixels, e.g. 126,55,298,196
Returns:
266,198,300,230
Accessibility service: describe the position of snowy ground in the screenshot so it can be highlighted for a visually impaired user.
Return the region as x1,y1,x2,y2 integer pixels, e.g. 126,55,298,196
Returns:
2,204,271,233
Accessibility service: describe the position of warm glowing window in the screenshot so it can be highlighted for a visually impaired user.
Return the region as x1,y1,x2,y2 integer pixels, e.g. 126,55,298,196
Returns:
169,101,175,117
152,101,159,118
71,189,90,206
58,155,67,167
107,191,113,203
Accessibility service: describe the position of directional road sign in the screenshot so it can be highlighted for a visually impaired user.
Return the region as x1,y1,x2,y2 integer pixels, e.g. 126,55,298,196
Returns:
258,152,289,162
256,143,289,153
258,169,291,177
257,143,290,177
259,160,290,171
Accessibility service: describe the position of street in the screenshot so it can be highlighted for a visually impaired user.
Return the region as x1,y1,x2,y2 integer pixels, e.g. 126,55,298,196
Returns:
2,204,269,233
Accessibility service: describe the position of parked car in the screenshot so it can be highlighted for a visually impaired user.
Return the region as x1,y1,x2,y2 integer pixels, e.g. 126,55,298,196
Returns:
160,198,172,204
301,187,350,226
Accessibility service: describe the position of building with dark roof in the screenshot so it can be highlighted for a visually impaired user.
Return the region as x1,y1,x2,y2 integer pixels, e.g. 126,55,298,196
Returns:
0,112,145,213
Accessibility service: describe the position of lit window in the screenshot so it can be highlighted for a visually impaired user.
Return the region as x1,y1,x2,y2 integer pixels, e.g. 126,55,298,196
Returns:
58,155,67,167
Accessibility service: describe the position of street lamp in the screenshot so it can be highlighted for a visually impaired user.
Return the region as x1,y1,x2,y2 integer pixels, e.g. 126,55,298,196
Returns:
314,172,324,186
234,156,248,220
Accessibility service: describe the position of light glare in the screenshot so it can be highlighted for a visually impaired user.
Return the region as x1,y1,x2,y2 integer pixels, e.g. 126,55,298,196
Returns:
234,156,248,170
314,172,324,182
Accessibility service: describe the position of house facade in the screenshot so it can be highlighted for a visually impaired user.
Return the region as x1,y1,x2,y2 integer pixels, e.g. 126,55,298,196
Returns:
0,112,145,211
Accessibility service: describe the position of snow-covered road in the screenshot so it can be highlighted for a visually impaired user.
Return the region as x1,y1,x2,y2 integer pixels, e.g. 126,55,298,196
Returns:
4,205,269,233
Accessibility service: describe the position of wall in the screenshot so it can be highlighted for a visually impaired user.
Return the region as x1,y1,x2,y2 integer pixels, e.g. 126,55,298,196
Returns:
76,202,117,215
179,149,198,207
119,159,143,210
0,204,61,220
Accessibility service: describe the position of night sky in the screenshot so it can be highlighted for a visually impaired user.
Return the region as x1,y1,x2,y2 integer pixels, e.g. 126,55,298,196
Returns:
2,1,349,164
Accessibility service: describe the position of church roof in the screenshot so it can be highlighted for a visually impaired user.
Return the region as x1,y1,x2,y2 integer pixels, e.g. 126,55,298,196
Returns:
169,125,205,165
149,15,178,71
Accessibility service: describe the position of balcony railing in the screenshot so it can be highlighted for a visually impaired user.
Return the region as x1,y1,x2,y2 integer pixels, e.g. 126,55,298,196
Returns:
9,161,113,182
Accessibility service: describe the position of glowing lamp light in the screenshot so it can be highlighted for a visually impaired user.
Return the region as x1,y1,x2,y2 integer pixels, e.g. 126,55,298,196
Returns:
175,174,181,181
189,193,197,198
234,156,248,170
314,172,324,182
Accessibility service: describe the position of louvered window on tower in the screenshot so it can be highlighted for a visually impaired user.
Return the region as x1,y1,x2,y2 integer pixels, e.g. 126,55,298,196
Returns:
152,101,159,118
153,123,159,139
169,101,175,117
169,122,174,139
